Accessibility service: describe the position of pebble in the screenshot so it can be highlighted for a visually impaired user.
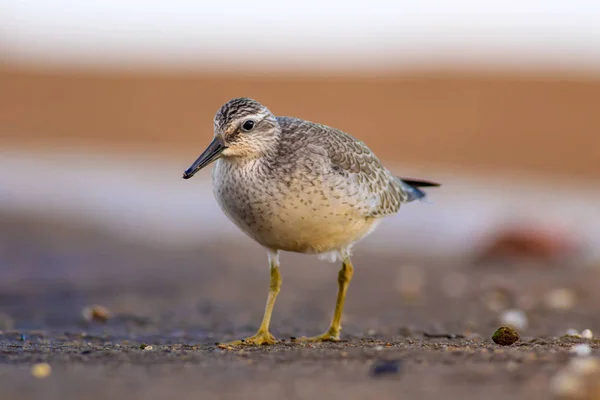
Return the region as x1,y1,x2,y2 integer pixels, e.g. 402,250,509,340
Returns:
81,305,112,323
499,309,528,330
370,360,402,377
492,327,520,346
31,363,52,379
582,329,594,339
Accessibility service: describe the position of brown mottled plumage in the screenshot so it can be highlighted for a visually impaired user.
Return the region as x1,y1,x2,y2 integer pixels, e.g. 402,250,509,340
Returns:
183,97,439,345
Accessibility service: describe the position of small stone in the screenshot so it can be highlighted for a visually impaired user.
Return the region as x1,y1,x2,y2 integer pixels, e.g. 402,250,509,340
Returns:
143,345,153,351
370,360,402,377
582,329,594,339
81,305,112,323
544,288,577,311
570,344,592,357
499,309,528,330
31,363,52,379
492,327,520,346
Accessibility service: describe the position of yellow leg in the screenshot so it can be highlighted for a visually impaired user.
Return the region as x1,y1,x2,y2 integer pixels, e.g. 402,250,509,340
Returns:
222,252,282,346
295,256,354,342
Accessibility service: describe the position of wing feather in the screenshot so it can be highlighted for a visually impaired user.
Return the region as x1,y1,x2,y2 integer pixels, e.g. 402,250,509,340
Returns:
277,117,408,217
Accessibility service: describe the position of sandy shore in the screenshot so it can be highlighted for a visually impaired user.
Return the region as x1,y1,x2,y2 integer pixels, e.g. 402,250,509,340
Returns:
1,211,600,400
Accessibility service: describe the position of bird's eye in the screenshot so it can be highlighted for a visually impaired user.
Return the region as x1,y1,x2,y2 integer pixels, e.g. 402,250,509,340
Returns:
242,120,255,131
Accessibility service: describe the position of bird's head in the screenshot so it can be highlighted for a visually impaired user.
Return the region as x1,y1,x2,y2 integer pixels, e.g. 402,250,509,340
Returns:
183,97,280,179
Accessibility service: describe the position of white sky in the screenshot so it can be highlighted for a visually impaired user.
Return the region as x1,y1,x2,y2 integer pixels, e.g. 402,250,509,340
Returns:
1,0,600,71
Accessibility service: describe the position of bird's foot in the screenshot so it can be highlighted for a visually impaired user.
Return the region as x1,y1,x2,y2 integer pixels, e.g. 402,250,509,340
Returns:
220,331,278,346
292,329,340,343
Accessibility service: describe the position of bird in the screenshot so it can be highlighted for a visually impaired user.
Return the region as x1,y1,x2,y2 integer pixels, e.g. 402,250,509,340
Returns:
182,97,440,345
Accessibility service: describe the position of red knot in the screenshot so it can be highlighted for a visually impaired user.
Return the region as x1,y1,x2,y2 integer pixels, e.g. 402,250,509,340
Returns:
183,97,440,345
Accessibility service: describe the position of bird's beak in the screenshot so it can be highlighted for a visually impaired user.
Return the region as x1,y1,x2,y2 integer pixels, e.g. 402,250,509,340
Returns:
182,136,226,179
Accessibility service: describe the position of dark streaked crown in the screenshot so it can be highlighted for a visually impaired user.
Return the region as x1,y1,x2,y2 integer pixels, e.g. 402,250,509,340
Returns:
214,98,270,131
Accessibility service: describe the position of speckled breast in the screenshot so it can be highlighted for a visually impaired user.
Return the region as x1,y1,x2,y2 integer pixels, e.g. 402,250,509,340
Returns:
211,159,378,254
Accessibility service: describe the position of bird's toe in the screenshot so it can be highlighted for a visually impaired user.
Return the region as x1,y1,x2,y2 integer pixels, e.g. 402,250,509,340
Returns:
292,331,341,343
221,331,278,346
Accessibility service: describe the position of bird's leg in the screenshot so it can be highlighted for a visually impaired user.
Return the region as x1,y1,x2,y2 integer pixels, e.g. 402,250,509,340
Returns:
222,251,281,346
295,256,354,343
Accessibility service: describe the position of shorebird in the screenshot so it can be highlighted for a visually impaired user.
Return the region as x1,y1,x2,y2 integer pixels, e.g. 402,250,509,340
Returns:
183,97,439,345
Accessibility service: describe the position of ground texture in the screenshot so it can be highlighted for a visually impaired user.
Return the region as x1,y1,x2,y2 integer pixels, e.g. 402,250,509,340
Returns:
1,214,600,399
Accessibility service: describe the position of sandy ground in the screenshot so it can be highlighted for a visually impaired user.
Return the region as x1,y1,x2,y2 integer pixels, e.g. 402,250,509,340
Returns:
1,213,600,399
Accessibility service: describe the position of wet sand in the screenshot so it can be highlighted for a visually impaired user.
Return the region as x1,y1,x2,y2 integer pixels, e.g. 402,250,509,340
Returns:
1,213,600,399
2,333,596,400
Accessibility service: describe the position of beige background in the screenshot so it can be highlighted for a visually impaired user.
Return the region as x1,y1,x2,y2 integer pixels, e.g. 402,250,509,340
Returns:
2,65,599,181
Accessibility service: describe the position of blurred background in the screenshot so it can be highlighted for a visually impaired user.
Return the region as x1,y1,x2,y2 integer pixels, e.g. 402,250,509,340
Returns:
1,0,600,341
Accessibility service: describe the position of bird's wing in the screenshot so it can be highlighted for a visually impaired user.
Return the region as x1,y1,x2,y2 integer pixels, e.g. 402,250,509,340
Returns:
279,117,409,217
321,127,408,217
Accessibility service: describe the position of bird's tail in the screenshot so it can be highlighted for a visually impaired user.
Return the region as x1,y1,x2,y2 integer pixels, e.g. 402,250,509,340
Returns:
396,178,441,203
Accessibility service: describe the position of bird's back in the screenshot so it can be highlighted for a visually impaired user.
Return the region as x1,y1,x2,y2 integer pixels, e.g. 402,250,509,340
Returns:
274,116,407,218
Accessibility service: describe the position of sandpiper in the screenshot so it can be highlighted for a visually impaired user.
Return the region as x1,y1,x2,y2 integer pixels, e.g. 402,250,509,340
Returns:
183,97,439,345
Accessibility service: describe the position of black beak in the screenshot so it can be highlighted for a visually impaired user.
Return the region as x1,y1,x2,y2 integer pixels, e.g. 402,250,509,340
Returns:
182,137,226,179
